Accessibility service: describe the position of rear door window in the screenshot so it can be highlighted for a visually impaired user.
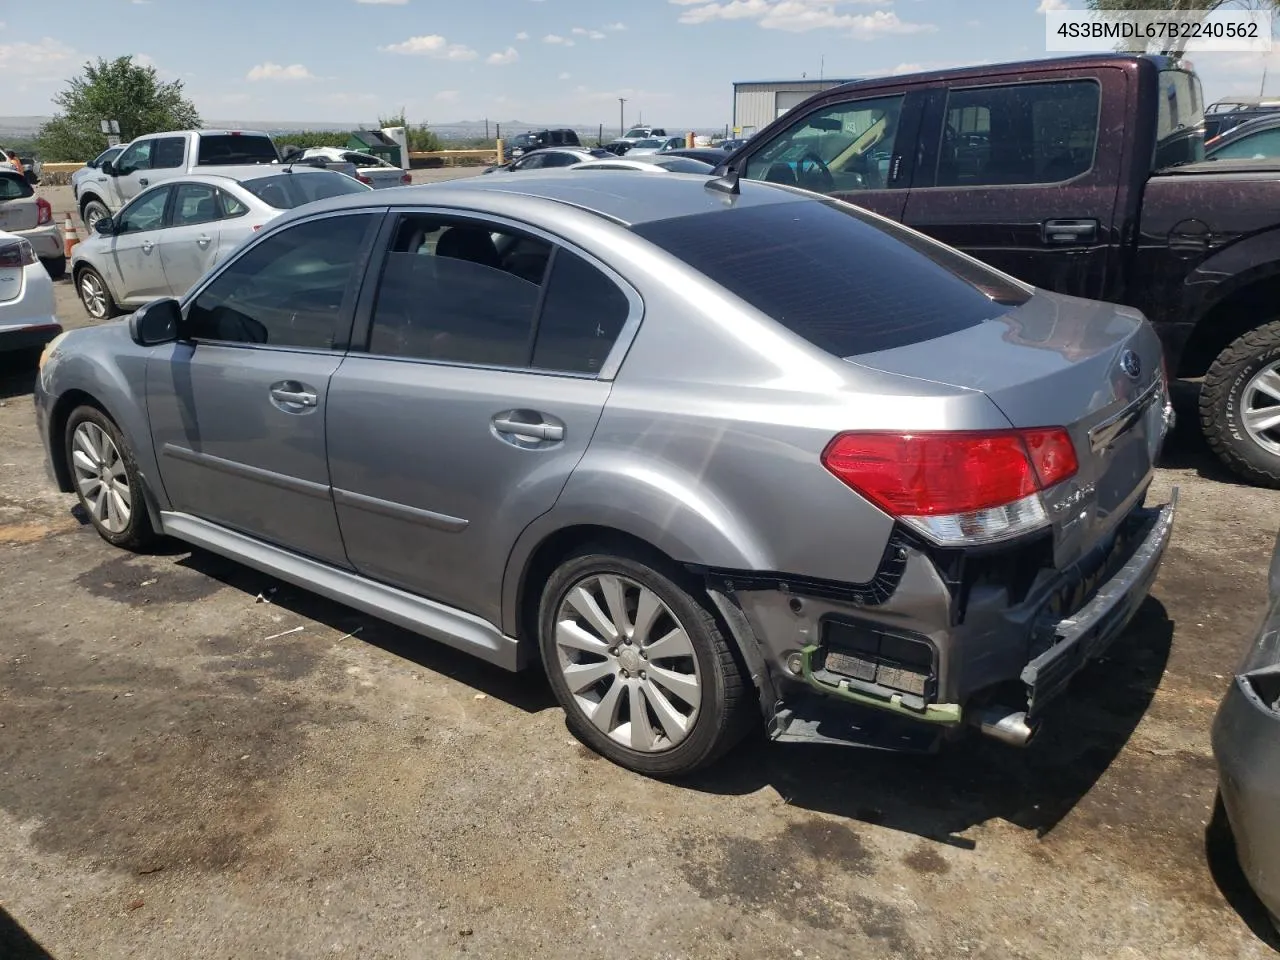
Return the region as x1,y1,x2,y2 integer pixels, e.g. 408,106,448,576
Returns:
937,80,1100,186
631,199,1023,357
152,137,187,169
171,182,221,226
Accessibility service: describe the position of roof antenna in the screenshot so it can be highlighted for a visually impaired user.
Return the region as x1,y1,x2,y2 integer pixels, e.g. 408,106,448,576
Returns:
705,169,740,196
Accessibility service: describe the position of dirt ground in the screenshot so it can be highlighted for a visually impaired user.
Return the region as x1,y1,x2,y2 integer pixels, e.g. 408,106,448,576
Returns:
2,178,1279,958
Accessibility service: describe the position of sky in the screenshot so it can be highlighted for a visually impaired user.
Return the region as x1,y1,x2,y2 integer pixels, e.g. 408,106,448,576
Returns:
1,0,1278,128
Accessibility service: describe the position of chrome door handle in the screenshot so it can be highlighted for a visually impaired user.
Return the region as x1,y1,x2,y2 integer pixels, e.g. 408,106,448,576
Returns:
139,177,149,187
270,387,317,407
196,235,211,247
1042,218,1098,244
493,417,564,442
141,240,153,253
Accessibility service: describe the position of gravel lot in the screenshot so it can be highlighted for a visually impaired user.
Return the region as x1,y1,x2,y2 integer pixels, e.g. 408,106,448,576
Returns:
2,172,1279,958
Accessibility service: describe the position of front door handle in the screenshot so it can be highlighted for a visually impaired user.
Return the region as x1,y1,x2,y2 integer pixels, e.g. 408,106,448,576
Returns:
269,383,318,408
492,414,564,443
139,177,150,187
141,240,154,253
196,234,211,248
1042,218,1098,244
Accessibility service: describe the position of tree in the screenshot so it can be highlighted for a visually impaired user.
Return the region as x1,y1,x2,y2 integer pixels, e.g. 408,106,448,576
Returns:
36,56,201,161
1085,0,1274,59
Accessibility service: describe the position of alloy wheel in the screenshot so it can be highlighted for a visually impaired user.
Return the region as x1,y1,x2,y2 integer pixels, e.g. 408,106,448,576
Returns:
71,421,131,534
553,573,702,753
1242,360,1280,458
79,272,108,320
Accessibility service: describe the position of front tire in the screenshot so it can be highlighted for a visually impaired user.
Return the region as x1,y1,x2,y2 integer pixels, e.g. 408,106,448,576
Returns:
76,266,118,320
1200,320,1280,488
64,405,156,550
80,199,110,233
538,545,753,777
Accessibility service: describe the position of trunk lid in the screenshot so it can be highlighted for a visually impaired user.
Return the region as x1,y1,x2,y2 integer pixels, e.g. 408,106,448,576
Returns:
362,167,405,188
0,195,38,232
848,291,1169,566
0,263,22,303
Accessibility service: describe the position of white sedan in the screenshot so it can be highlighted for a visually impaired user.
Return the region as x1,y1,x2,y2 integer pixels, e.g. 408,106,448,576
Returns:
301,147,411,189
0,231,60,354
71,166,371,319
568,156,715,174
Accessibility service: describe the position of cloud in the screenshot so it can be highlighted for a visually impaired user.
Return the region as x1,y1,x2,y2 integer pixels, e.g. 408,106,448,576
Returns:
0,37,78,76
673,0,932,38
435,90,459,101
543,34,576,46
515,31,529,40
246,62,317,81
1036,0,1068,11
559,71,571,80
487,46,519,65
382,34,478,59
605,22,626,31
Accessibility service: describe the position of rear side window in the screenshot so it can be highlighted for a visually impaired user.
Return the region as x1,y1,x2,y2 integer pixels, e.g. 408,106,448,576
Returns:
937,80,1100,186
631,200,1019,357
197,134,279,166
532,251,631,373
152,137,186,169
0,172,33,200
241,171,368,209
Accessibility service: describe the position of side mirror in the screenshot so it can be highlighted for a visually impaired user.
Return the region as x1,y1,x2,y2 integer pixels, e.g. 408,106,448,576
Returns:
101,160,118,176
94,217,115,236
129,298,182,346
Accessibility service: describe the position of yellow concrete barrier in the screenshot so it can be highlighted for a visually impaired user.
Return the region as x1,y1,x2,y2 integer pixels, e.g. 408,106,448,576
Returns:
42,162,86,174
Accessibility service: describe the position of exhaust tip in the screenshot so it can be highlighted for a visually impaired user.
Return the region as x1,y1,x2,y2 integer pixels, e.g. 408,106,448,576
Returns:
972,707,1037,748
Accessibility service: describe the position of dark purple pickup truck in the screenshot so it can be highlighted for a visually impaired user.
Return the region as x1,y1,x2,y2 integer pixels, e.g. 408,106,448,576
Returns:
720,54,1280,487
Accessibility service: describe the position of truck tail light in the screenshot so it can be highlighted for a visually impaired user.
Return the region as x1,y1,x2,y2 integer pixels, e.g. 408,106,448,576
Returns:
400,172,412,185
35,197,52,225
0,238,37,268
821,429,1078,545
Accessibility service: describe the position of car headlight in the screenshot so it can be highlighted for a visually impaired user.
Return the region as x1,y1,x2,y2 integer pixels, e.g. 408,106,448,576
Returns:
38,331,69,371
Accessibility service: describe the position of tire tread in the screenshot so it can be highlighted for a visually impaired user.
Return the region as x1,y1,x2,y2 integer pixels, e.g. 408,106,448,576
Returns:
1200,319,1280,488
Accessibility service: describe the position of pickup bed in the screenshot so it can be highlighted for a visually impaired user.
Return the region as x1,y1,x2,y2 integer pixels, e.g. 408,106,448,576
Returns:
721,54,1280,486
77,130,280,228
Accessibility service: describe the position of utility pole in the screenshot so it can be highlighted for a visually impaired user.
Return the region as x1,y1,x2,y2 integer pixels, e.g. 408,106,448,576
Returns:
618,97,627,137
820,54,824,81
485,118,489,139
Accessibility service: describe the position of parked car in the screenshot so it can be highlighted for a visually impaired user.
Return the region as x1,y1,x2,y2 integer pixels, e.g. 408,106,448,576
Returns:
300,147,411,189
603,127,669,156
504,129,582,161
1,148,41,185
0,231,60,354
34,172,1175,775
1213,529,1280,934
628,136,687,156
719,53,1280,487
71,167,371,319
662,148,740,167
717,138,751,153
72,146,125,206
1206,114,1280,161
0,168,65,279
77,129,281,228
1205,97,1280,140
569,156,715,174
484,148,610,174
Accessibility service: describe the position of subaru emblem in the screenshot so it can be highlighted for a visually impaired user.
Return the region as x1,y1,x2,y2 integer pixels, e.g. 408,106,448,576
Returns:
1119,349,1141,380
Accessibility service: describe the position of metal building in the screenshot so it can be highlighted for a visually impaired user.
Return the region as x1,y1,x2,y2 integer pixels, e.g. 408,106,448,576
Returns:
732,78,859,136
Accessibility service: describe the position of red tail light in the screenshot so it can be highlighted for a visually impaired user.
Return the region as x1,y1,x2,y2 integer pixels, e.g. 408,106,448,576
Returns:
0,238,37,268
357,174,373,185
400,172,412,184
822,429,1078,544
36,197,52,225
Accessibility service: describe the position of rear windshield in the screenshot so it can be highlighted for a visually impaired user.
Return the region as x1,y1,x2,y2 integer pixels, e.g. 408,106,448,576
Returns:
651,157,714,173
197,134,279,166
0,172,33,200
1155,69,1206,168
631,199,1029,357
241,171,369,209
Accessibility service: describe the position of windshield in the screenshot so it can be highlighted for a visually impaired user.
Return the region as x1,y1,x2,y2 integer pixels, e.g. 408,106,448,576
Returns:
624,128,649,139
631,198,1028,357
198,134,280,166
1155,69,1206,168
633,139,663,148
242,171,370,209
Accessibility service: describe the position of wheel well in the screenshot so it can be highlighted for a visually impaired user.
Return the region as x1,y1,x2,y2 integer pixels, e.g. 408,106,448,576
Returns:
78,192,103,216
1178,275,1280,378
47,390,105,492
514,524,679,646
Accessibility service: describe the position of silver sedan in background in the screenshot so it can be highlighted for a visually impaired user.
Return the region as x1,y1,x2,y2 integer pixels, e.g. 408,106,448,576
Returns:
568,156,715,174
72,166,371,319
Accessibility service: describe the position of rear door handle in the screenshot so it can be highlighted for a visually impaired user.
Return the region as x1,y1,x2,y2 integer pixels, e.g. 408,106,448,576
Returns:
269,383,318,408
492,415,564,443
1042,218,1098,244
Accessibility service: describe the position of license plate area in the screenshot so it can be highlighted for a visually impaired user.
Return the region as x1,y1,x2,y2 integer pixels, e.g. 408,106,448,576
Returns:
815,620,938,704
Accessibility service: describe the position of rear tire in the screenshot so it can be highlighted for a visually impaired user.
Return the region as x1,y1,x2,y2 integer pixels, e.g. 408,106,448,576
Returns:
64,405,156,550
538,544,754,777
1200,320,1280,488
76,266,118,320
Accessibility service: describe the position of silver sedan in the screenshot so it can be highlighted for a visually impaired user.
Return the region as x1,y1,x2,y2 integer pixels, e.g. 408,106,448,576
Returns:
72,167,371,319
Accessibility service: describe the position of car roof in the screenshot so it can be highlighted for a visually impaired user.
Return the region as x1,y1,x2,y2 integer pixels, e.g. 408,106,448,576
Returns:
293,169,799,227
137,166,338,189
1212,113,1280,144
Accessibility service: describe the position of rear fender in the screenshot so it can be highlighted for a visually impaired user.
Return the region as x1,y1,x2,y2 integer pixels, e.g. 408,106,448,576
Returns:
1187,228,1280,325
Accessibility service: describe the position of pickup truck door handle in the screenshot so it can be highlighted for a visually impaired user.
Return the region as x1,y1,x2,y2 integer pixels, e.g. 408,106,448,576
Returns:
492,413,564,443
269,382,318,408
1042,218,1099,244
138,177,150,187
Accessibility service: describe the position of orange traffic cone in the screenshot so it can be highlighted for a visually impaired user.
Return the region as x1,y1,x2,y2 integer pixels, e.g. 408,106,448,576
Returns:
63,216,79,258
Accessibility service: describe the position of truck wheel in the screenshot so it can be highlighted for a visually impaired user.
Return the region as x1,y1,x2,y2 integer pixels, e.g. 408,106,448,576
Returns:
81,199,110,232
1200,320,1280,488
538,544,754,777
